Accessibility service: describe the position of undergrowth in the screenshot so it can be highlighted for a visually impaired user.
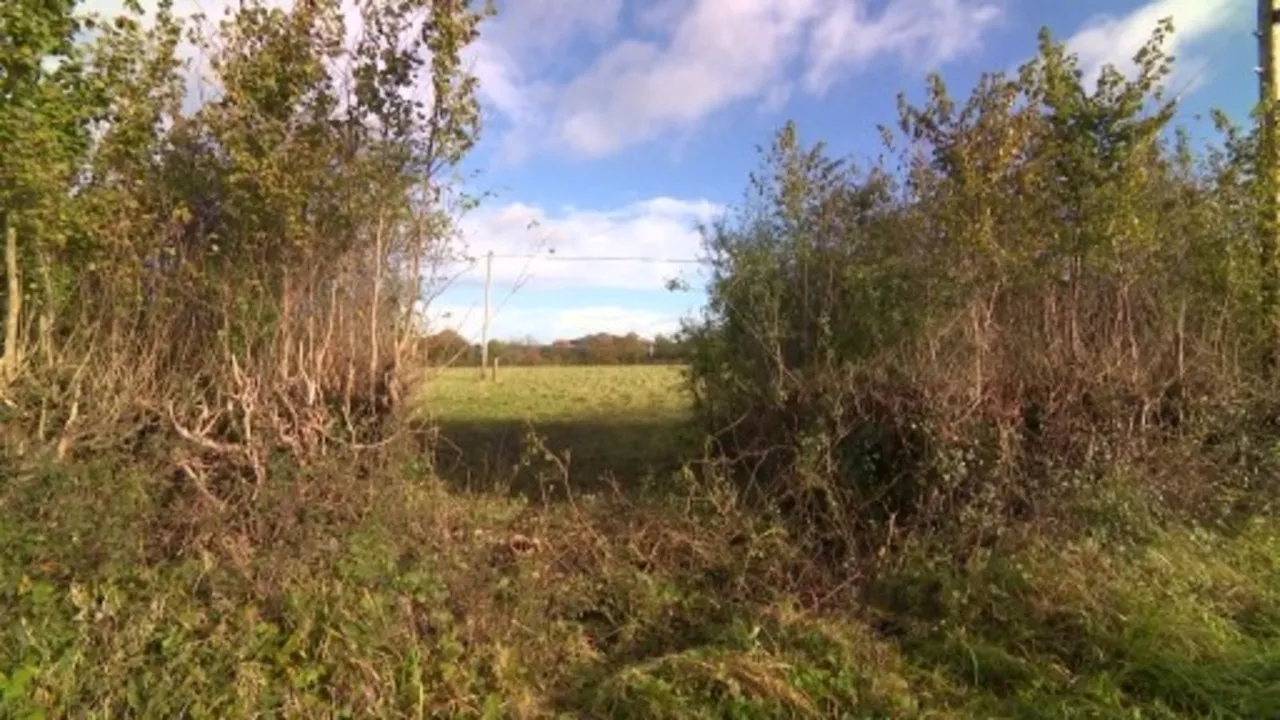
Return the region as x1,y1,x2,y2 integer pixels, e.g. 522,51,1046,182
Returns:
872,520,1280,718
3,9,1279,717
2,445,1277,718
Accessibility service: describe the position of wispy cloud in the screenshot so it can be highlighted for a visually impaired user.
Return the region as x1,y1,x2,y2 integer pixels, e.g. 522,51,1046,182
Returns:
448,196,720,291
1065,0,1248,91
485,0,623,58
477,0,1004,161
427,303,686,343
548,0,828,158
804,0,1002,94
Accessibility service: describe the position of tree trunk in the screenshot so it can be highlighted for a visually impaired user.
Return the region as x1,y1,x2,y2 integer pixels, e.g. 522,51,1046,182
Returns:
2,215,22,384
369,212,385,385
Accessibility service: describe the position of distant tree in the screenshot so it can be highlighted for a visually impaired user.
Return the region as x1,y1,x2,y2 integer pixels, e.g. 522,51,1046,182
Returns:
548,339,575,365
486,339,507,366
440,331,695,366
517,344,543,365
652,333,688,363
424,329,471,365
494,337,542,366
616,332,647,364
582,334,619,364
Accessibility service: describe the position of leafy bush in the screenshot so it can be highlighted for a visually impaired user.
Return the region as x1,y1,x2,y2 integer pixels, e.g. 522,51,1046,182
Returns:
686,21,1280,558
1,0,488,485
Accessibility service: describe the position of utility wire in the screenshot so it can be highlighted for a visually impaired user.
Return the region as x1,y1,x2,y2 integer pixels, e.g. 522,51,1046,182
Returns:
472,253,709,264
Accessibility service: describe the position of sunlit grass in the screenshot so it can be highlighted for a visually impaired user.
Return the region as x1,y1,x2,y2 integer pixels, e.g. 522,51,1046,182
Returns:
417,366,695,492
5,369,1279,717
418,365,690,425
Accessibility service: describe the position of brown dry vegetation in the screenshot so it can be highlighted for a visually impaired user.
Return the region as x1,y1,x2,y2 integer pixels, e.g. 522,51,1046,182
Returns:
2,2,1279,718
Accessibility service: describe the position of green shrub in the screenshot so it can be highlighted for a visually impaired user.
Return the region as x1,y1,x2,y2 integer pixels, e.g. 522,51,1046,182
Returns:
685,22,1280,559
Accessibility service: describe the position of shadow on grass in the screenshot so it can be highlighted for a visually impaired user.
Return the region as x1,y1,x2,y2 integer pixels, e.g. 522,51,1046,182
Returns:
419,416,700,501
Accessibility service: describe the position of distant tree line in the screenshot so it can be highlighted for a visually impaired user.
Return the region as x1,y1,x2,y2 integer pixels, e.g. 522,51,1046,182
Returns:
419,330,691,366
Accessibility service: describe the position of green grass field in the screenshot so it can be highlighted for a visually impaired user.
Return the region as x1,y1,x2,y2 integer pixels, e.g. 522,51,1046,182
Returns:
420,365,690,424
417,365,695,496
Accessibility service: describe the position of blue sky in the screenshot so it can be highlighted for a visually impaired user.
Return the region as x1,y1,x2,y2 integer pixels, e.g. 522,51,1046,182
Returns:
82,0,1258,342
432,0,1254,343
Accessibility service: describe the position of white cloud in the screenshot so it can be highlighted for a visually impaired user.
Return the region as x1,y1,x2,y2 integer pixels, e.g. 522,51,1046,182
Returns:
469,0,626,159
804,0,1003,94
550,0,829,157
478,0,1004,160
470,38,538,124
417,195,717,342
633,0,694,33
487,0,623,58
427,304,685,343
1066,0,1248,89
550,306,681,337
449,196,720,291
